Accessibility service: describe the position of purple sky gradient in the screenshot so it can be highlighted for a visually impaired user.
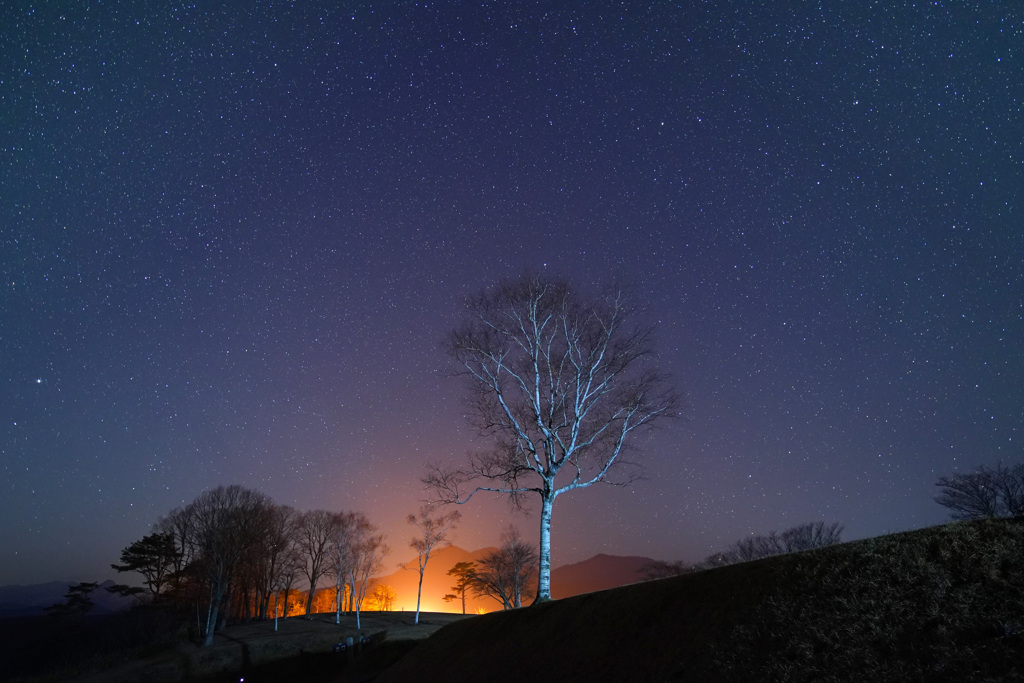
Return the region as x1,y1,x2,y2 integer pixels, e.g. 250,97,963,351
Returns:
2,1,1021,585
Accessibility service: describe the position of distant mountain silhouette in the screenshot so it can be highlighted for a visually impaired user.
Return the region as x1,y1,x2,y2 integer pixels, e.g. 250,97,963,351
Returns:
0,579,138,617
550,553,653,599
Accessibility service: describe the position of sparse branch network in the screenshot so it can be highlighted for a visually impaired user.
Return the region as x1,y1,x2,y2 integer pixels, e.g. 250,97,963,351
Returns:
425,272,678,602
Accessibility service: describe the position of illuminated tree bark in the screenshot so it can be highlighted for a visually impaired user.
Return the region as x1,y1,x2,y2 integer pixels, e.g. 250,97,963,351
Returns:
426,273,676,602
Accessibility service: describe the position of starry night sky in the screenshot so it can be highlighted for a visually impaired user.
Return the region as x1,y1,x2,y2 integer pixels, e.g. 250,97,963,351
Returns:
2,1,1022,586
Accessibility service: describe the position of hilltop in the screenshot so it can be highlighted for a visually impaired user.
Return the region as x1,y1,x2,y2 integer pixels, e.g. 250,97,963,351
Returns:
377,518,1024,682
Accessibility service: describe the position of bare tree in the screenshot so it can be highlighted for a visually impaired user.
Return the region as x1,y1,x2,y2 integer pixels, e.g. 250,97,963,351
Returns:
780,522,844,552
935,462,1024,520
294,509,340,618
403,505,461,624
370,584,397,611
472,525,538,609
343,512,388,630
425,273,677,601
327,512,357,625
697,522,844,569
270,542,303,629
250,504,299,620
155,505,197,600
187,485,273,646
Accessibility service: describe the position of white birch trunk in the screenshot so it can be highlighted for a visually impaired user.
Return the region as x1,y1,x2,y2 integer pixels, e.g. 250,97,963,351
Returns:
414,565,425,624
536,494,554,602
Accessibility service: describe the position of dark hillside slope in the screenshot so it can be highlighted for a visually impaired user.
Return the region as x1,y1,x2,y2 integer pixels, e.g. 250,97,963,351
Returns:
377,518,1024,682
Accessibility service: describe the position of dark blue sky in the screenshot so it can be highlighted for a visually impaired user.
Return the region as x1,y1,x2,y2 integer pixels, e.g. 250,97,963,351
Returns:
2,1,1021,586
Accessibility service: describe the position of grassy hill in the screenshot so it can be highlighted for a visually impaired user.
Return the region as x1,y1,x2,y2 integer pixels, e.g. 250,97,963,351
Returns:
376,518,1024,682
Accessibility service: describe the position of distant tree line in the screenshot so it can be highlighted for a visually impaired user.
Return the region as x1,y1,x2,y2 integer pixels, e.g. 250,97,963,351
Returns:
640,522,844,580
111,484,388,646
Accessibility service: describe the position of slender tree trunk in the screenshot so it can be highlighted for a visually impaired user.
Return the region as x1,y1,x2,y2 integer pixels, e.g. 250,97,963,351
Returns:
348,575,362,630
414,564,425,624
218,592,231,631
204,583,224,647
535,494,554,603
203,588,215,647
305,577,318,618
335,582,343,624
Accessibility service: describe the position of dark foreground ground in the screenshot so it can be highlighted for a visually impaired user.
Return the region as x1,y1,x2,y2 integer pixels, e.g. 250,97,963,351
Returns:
12,518,1023,682
377,518,1024,683
5,611,468,683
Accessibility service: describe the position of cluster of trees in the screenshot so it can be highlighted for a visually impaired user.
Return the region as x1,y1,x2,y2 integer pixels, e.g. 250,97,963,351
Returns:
640,522,845,579
112,485,388,646
443,526,539,612
934,462,1024,520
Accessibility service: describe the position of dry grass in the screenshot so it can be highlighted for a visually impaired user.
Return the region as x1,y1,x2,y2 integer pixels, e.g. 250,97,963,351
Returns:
377,518,1024,683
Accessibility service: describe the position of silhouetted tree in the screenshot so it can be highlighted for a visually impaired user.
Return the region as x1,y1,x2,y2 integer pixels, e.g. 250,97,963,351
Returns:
244,503,299,620
46,582,98,618
327,512,355,625
403,505,461,624
472,526,537,609
935,462,1024,520
443,561,477,614
187,485,273,645
270,542,303,628
426,273,677,601
155,505,198,603
370,584,397,611
698,522,844,569
780,522,844,552
111,532,178,598
342,512,388,630
295,509,340,618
